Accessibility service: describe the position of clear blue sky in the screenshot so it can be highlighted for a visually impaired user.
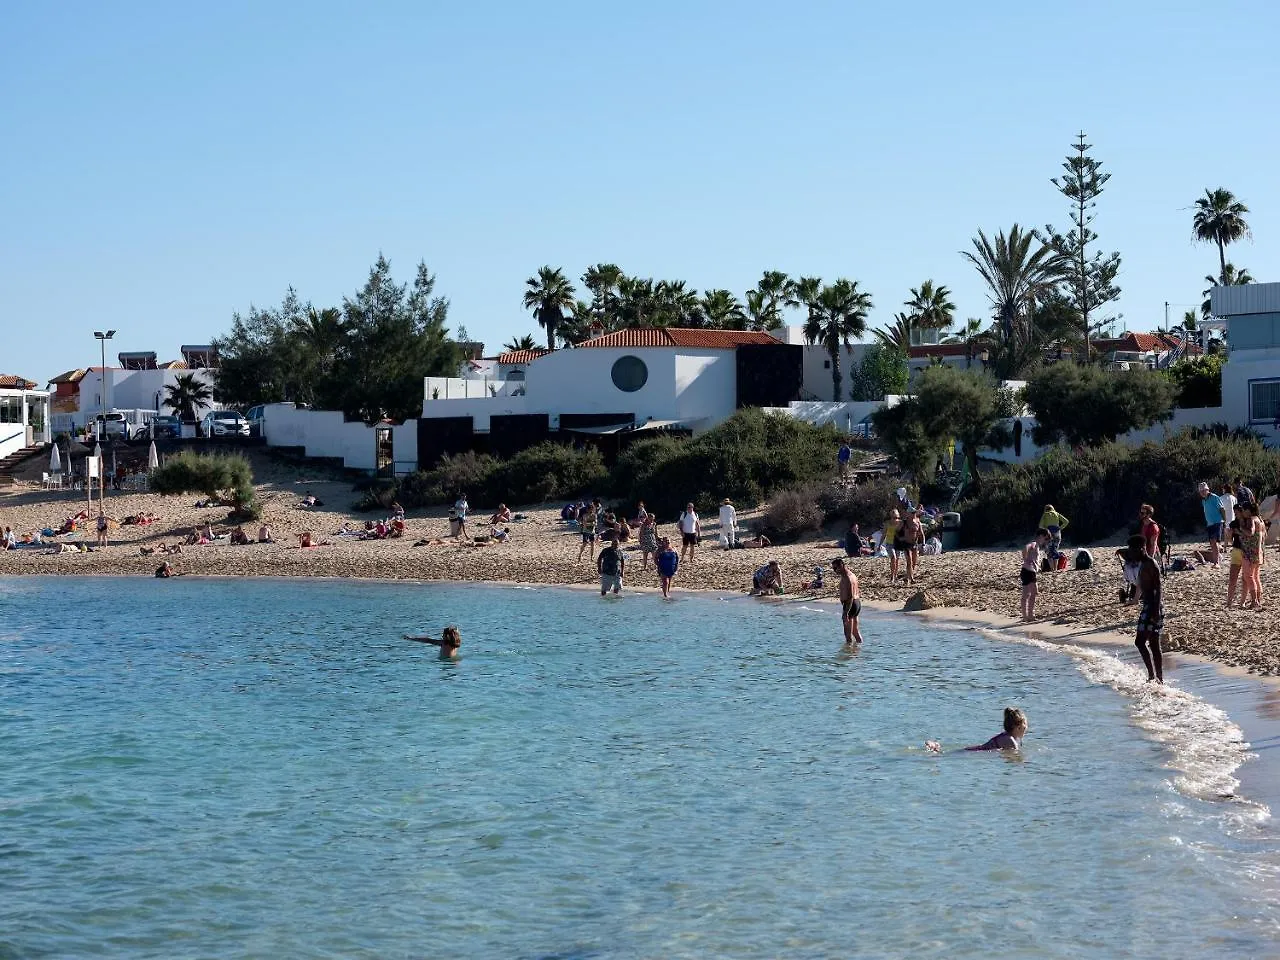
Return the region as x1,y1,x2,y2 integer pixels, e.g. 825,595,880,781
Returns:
3,1,1277,384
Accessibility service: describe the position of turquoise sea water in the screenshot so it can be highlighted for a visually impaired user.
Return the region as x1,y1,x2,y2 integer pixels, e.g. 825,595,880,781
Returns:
2,576,1278,958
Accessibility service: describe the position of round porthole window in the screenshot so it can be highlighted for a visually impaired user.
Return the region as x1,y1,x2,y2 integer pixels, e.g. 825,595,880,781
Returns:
611,355,648,392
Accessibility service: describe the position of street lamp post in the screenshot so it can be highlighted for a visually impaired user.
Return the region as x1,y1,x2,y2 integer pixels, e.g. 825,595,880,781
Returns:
93,330,115,439
93,330,115,504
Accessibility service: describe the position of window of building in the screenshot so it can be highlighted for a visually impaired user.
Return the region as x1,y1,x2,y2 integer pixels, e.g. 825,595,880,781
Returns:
1250,379,1280,423
504,369,525,381
0,396,22,424
611,355,648,392
823,360,830,369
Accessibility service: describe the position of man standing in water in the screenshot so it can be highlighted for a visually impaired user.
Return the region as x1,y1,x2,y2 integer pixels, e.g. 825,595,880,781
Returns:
597,538,625,597
832,557,863,646
1131,534,1165,684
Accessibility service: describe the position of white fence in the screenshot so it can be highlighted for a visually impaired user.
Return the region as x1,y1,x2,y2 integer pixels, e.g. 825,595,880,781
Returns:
261,403,418,474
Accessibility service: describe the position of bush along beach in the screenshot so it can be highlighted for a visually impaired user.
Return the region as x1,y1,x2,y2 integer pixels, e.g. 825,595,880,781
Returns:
149,451,262,521
956,429,1279,547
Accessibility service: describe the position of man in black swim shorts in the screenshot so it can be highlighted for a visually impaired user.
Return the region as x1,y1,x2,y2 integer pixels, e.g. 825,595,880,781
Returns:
832,557,863,645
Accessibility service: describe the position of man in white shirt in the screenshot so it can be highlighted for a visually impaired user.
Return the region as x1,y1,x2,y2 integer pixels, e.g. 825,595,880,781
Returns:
1219,481,1237,528
678,503,701,563
718,498,737,549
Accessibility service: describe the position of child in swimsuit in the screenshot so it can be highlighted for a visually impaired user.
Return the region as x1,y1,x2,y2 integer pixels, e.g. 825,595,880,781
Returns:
926,707,1027,753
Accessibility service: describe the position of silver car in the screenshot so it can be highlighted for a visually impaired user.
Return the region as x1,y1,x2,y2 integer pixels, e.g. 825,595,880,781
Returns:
200,410,251,438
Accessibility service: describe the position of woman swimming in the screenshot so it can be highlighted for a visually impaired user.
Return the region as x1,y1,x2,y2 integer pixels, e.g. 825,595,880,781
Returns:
405,625,462,659
925,707,1027,753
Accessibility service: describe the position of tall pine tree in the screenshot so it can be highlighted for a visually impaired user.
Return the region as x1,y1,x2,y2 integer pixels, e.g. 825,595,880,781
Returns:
1043,132,1122,359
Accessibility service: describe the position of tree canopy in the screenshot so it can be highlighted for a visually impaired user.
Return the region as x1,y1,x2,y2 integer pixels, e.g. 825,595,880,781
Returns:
212,255,459,423
1193,187,1251,284
1023,363,1175,446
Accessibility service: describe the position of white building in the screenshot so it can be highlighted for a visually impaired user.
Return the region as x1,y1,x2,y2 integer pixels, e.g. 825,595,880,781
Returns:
771,326,872,401
0,376,51,462
1212,282,1280,441
418,327,801,460
47,346,217,435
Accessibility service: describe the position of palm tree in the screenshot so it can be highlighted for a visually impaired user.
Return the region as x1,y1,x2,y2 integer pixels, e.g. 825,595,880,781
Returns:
1202,264,1254,318
803,279,873,402
905,280,955,341
1193,187,1251,284
873,312,913,352
962,225,1067,376
1181,310,1198,333
701,289,747,329
616,276,655,328
744,270,790,331
164,372,212,423
522,266,577,350
503,334,539,352
291,306,347,369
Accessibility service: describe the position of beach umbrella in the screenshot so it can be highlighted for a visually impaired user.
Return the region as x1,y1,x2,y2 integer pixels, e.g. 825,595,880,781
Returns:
148,440,159,471
93,443,103,485
49,444,61,473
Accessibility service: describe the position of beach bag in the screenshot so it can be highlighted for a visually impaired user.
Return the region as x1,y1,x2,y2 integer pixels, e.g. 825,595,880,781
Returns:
1074,549,1093,571
1170,556,1193,572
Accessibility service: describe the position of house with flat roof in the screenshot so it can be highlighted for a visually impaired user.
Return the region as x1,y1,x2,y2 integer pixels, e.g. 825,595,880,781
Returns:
1210,282,1280,439
418,327,801,462
0,375,51,461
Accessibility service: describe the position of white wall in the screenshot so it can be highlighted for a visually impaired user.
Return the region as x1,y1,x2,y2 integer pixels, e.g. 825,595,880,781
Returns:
425,377,522,401
78,368,217,419
1222,346,1280,445
767,399,900,432
983,407,1236,465
262,403,415,474
800,344,870,401
673,351,737,427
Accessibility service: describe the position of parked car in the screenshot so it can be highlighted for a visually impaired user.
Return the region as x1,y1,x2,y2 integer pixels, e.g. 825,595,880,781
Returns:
92,412,135,442
200,410,251,438
246,405,266,437
148,414,181,440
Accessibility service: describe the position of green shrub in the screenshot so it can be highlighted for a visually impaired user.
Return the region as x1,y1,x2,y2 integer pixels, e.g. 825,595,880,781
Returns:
489,442,608,505
815,475,903,529
150,450,258,520
610,409,849,518
956,429,1279,546
1024,363,1175,446
760,487,826,543
1168,354,1225,409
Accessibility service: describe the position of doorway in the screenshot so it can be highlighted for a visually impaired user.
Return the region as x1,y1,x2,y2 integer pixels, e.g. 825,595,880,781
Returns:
375,427,394,478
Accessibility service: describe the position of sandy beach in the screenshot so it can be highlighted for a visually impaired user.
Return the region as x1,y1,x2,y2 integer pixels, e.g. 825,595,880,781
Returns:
3,462,1278,674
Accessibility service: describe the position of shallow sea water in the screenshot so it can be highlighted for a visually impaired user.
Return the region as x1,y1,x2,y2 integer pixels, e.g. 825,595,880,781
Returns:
2,576,1279,958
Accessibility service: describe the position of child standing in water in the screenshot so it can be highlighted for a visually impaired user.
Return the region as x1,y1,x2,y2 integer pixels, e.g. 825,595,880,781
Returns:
926,707,1028,753
405,626,462,659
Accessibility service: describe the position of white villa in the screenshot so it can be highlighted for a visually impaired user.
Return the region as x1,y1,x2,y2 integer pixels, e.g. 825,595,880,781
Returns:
1211,282,1280,440
47,346,217,435
0,375,51,462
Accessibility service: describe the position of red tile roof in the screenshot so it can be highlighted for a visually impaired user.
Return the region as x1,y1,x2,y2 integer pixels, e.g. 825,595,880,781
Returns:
1093,332,1199,355
494,349,550,365
576,327,780,349
0,374,37,389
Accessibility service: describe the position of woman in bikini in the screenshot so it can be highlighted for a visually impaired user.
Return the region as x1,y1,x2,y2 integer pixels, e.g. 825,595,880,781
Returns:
1239,502,1266,610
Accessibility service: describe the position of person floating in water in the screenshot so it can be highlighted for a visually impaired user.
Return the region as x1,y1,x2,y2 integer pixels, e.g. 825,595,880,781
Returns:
832,557,863,646
405,625,462,659
926,707,1028,753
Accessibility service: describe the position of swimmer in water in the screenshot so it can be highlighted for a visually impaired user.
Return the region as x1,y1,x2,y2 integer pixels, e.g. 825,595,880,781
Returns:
925,707,1027,754
404,625,461,659
832,557,863,646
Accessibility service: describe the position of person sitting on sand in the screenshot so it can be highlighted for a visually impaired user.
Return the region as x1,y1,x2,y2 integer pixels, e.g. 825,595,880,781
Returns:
299,531,314,548
390,500,405,520
493,527,510,543
230,526,250,546
926,707,1028,754
489,503,512,525
389,518,406,538
799,566,825,590
154,561,184,578
750,560,785,596
2,527,15,550
258,524,274,543
405,625,461,659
